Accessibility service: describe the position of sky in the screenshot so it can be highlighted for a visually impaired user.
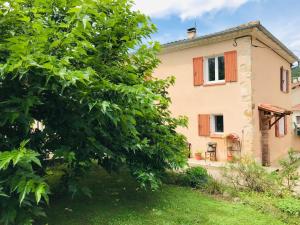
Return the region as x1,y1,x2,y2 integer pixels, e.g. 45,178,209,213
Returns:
133,0,300,61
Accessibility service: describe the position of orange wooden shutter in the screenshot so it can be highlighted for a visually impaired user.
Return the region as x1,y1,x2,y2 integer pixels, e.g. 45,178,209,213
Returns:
286,70,290,93
198,114,210,136
275,119,279,137
224,51,237,82
193,57,203,86
284,116,288,135
280,67,284,92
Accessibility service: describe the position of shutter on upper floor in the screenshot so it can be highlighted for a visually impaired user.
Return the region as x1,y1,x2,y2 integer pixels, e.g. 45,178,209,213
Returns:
280,67,289,93
280,67,283,92
193,57,203,86
198,114,210,136
224,50,237,82
286,70,290,93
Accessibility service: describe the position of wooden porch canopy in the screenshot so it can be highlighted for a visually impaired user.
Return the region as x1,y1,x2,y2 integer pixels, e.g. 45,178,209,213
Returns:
258,103,292,130
258,103,292,166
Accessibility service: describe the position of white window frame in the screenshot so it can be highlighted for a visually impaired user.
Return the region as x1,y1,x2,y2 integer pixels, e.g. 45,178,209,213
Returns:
205,55,225,84
210,114,224,134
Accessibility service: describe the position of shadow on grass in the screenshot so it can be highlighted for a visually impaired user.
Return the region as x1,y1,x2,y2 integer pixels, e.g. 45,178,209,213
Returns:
37,167,286,225
38,168,171,225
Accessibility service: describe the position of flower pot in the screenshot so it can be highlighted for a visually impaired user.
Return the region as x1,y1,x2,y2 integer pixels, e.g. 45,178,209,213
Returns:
227,154,233,162
194,153,202,160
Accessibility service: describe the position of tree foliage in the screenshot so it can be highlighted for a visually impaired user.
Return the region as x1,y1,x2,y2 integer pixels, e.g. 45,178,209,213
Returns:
0,0,187,223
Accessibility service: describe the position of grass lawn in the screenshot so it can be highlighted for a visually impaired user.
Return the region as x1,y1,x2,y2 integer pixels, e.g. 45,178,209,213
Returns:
38,168,287,225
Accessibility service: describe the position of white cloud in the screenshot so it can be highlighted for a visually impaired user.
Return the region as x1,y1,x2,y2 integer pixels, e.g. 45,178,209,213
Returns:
133,0,249,20
267,21,300,59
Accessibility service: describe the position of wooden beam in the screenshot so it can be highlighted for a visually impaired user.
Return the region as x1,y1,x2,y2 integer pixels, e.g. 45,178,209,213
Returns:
269,115,284,128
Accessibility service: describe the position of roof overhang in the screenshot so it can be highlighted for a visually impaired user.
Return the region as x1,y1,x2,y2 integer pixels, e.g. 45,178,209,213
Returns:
258,103,293,115
161,27,255,54
252,26,298,64
160,21,299,64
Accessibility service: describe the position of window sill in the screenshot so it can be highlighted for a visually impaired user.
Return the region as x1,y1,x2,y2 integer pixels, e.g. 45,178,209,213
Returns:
204,82,226,87
210,134,224,139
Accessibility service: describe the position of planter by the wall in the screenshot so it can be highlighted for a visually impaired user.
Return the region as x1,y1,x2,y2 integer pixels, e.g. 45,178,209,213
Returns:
227,155,233,162
194,153,202,160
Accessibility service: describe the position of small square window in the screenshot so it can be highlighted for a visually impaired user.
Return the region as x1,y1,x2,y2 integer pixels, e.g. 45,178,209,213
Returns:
211,115,224,133
205,55,225,83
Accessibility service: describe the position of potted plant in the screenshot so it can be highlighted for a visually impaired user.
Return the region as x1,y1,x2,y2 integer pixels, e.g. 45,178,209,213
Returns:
227,148,234,162
227,154,233,162
194,150,203,160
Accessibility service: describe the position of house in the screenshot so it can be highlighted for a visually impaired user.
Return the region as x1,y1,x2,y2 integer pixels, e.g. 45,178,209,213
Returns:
292,80,300,149
153,21,299,166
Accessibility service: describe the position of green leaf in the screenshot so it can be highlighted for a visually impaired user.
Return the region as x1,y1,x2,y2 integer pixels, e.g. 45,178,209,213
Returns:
0,152,13,170
35,183,46,204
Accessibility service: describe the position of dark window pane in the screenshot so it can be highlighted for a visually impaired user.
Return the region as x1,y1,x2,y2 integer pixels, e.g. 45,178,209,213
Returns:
218,56,225,80
208,58,215,81
215,115,224,133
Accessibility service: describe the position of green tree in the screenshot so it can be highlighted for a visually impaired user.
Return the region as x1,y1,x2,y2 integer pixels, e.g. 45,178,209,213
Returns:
0,0,187,223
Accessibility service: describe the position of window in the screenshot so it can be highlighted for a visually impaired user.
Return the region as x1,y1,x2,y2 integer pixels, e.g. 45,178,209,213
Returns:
296,116,300,124
276,116,287,137
278,117,285,136
280,67,289,93
205,56,225,83
211,115,224,133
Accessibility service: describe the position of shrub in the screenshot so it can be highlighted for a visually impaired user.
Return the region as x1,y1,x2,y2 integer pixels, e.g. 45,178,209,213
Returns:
185,167,209,188
204,176,224,195
278,149,300,192
276,197,300,216
163,167,210,189
223,157,279,194
162,167,223,195
161,171,190,187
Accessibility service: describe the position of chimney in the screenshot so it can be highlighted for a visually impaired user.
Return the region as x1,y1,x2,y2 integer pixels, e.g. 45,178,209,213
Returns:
187,27,197,39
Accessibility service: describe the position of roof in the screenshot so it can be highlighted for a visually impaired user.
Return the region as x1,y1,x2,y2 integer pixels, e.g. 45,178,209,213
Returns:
292,104,300,111
161,21,299,63
258,103,292,115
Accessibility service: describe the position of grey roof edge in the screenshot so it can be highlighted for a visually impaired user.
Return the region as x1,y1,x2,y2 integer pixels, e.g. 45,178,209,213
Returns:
256,24,299,62
161,21,299,62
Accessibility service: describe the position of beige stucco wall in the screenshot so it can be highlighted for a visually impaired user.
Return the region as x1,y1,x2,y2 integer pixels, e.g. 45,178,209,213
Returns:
251,39,294,165
291,87,300,150
153,37,253,162
292,109,300,151
292,86,300,106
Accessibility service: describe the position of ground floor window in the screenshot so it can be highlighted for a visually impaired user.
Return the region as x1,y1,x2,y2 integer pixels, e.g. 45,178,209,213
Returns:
211,115,224,133
275,116,287,137
278,117,285,136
